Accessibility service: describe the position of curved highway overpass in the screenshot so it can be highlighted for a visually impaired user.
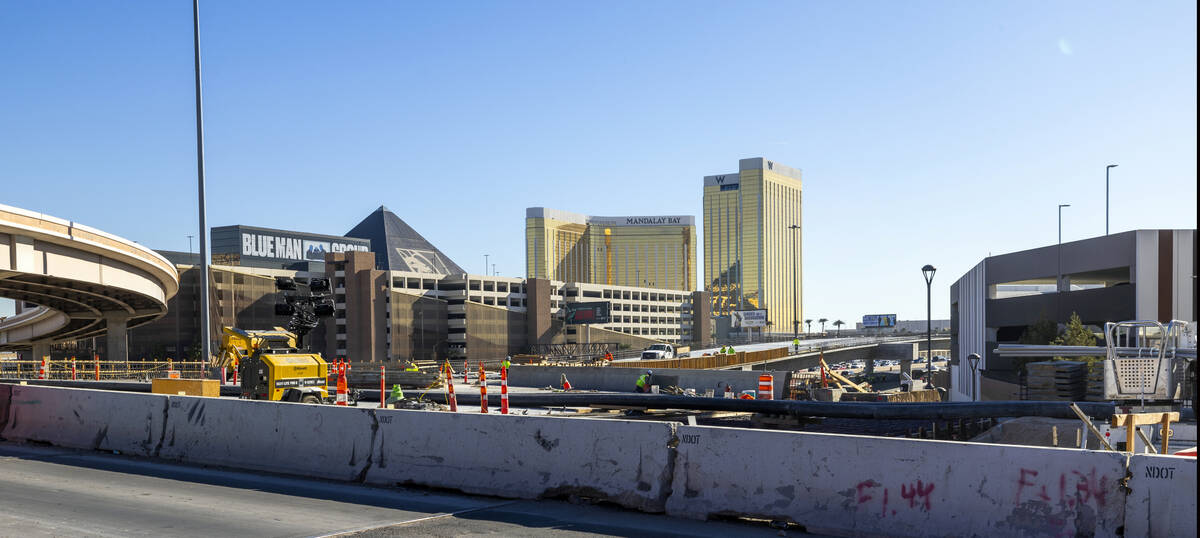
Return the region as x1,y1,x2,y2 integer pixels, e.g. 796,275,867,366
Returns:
0,204,179,361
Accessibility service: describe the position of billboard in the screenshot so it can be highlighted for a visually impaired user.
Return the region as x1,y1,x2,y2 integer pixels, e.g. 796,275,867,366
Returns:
564,301,611,325
862,314,897,328
731,309,768,329
211,225,371,269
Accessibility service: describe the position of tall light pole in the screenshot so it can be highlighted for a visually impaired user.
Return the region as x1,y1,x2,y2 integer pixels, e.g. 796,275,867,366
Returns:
484,254,489,277
1058,204,1070,245
922,265,936,380
193,0,211,374
788,224,801,341
1058,204,1070,321
1105,164,1118,235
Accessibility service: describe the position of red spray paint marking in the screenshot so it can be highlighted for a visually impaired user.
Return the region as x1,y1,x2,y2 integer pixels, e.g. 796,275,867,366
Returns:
900,480,935,511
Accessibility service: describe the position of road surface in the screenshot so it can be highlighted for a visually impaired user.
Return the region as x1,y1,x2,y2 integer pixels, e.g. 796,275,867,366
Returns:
0,442,794,537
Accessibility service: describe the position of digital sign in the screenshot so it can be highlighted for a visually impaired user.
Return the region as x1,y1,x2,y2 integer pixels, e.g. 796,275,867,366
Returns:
564,301,611,325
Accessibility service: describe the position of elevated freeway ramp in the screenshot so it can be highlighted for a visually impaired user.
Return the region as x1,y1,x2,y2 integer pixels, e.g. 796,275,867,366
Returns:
0,204,179,361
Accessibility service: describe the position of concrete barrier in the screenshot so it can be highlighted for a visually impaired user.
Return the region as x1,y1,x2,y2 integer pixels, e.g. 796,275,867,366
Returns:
508,366,788,399
1124,454,1197,537
364,410,675,512
1,382,1190,534
666,425,1128,537
158,396,378,482
0,384,167,456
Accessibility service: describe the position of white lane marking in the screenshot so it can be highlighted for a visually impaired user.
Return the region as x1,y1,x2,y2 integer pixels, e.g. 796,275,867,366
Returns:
311,500,521,537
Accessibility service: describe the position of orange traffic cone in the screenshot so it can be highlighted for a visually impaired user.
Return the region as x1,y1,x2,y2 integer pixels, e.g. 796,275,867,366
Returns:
560,373,572,391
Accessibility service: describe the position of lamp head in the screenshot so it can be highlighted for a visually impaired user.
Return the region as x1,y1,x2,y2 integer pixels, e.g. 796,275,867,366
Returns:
967,352,981,369
1107,164,1118,169
922,264,936,283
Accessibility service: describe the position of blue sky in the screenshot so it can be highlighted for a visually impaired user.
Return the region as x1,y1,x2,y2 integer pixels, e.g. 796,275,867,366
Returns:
2,1,1196,323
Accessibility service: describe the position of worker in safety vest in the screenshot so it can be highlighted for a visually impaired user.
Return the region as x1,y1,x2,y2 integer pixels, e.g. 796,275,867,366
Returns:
718,346,727,355
604,351,613,362
726,346,735,356
405,361,419,372
501,356,511,370
792,338,800,352
635,370,652,393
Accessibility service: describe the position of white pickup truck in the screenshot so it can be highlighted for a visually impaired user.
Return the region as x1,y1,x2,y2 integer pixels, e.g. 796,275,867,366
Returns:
641,344,679,360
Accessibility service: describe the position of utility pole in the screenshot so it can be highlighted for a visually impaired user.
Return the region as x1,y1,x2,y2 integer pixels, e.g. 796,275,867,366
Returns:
192,0,211,375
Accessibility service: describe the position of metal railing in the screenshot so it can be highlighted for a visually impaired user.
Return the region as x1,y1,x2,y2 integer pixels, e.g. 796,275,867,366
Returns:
0,358,209,381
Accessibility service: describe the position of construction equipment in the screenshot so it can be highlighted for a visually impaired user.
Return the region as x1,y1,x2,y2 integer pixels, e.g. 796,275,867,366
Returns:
820,357,869,393
214,326,343,404
994,319,1196,407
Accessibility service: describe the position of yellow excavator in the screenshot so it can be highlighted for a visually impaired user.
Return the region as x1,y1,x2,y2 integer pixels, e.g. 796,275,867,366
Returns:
214,326,333,404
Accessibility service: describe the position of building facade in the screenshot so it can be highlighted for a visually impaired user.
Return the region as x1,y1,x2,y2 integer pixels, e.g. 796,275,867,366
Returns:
948,229,1196,401
525,207,696,292
703,157,803,334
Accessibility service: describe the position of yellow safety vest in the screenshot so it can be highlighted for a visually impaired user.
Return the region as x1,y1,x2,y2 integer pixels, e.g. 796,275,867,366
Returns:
636,374,649,388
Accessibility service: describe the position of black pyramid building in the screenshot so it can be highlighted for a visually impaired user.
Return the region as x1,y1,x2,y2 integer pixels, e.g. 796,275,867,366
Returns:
345,206,465,275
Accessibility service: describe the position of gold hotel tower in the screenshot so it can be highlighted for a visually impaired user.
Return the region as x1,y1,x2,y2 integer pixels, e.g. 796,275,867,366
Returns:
526,207,697,292
703,158,803,333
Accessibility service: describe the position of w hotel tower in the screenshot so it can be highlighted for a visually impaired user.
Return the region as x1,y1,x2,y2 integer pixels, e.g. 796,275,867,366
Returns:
702,157,803,333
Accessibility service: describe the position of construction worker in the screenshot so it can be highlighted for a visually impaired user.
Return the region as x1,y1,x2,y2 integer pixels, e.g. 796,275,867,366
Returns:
405,361,419,372
604,351,613,362
792,337,800,352
718,345,727,355
501,356,511,370
635,370,652,393
726,346,735,356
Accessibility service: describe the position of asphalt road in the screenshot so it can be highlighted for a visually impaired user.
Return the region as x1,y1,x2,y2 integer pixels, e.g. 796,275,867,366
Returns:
0,443,793,537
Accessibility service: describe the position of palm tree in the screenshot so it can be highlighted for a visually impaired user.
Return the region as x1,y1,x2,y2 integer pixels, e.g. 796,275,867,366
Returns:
805,319,813,334
833,320,844,337
818,318,828,335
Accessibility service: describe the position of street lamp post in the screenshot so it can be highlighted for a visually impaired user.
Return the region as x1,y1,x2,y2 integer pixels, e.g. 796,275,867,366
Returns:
968,353,981,401
192,0,211,376
1058,204,1070,318
484,254,489,277
922,265,936,386
788,224,800,341
1105,164,1118,235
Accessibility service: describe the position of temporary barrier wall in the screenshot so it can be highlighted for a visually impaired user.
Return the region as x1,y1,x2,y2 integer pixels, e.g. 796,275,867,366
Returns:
665,425,1130,537
0,383,1193,536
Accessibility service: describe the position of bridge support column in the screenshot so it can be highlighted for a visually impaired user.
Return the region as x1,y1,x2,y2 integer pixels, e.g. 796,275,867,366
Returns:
104,312,129,363
31,341,51,363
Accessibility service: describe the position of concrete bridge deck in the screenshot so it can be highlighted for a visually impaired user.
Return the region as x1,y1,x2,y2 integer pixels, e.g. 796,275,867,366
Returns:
0,204,179,361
